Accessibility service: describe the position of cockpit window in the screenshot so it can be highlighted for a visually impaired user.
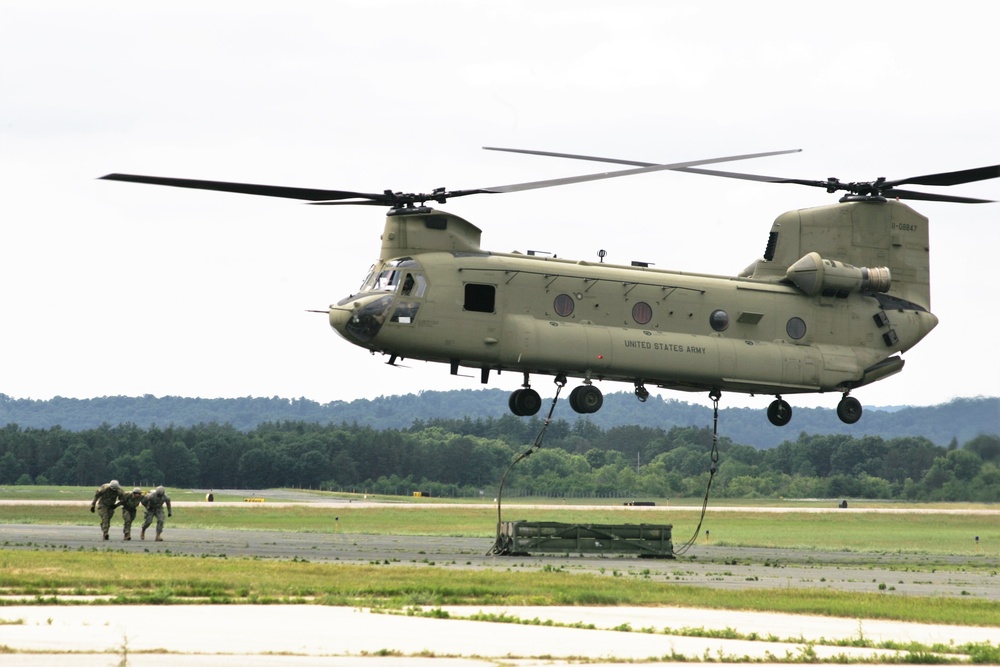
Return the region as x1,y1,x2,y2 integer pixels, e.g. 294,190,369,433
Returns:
361,258,423,294
373,269,400,291
358,265,376,292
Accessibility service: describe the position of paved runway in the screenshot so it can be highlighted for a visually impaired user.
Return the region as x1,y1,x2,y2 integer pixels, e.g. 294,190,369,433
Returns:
3,602,999,666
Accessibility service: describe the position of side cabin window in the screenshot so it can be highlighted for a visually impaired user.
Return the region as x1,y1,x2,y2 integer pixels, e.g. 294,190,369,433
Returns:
464,283,495,313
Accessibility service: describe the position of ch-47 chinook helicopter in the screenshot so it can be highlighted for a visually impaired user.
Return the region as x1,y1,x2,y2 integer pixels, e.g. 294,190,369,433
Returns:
101,148,999,426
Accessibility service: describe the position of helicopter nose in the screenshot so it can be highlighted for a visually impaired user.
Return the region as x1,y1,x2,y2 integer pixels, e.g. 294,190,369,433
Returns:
921,310,939,337
328,294,394,343
328,305,352,334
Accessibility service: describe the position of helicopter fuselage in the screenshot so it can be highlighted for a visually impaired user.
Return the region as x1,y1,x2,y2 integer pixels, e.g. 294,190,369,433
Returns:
328,203,938,411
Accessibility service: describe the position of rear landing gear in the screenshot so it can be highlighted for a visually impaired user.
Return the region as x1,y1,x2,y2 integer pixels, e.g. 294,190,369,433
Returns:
508,387,542,416
765,394,864,426
837,394,863,424
767,397,792,426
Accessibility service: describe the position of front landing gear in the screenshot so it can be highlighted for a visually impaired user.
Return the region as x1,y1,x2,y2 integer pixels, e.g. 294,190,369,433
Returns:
569,384,603,414
508,373,542,416
767,397,792,426
837,394,863,424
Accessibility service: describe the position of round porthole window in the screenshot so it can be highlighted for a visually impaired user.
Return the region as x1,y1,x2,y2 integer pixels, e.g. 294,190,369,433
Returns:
786,316,806,340
553,293,575,317
632,301,652,325
709,309,730,332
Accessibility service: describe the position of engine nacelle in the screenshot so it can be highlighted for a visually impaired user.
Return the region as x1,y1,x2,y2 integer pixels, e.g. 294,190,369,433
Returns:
785,252,891,297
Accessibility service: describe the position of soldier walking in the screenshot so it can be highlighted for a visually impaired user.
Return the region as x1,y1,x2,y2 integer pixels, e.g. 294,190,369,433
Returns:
90,480,125,540
140,486,172,541
120,487,144,540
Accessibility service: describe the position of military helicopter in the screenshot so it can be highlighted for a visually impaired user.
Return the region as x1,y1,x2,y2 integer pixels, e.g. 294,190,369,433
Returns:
101,149,999,426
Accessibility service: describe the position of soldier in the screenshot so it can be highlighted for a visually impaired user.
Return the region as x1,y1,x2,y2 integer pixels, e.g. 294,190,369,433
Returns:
119,487,144,541
90,480,125,540
140,486,172,541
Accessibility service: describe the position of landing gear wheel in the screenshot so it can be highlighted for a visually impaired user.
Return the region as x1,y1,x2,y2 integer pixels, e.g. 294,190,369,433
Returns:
837,395,863,424
508,388,541,416
767,398,792,426
569,385,603,414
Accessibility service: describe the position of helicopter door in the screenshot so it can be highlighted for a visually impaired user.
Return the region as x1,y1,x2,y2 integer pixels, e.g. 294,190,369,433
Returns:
390,271,426,324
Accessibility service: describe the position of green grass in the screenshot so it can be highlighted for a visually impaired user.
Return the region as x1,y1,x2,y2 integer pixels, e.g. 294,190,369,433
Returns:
2,501,995,558
0,485,260,503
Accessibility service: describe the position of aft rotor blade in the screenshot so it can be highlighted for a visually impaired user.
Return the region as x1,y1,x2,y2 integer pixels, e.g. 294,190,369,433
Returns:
681,166,1000,201
886,164,1000,188
489,147,1000,201
483,146,800,169
483,147,821,189
885,188,996,204
100,173,389,202
472,149,802,194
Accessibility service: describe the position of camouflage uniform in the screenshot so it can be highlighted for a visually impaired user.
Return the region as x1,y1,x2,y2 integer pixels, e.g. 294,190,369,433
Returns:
140,486,172,541
90,480,125,540
120,487,145,540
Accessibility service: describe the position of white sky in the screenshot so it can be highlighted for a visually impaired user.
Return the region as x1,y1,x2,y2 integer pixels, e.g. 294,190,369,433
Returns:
2,1,998,413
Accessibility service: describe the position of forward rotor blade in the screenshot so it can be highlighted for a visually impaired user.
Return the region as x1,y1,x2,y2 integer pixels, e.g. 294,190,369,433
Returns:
100,173,389,202
309,199,400,206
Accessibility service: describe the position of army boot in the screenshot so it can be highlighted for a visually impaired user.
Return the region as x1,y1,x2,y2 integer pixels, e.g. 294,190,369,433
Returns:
102,532,109,540
155,532,163,542
140,527,146,540
124,533,131,541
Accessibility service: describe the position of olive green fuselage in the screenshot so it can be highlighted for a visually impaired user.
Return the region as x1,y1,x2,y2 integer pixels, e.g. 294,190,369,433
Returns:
329,200,937,398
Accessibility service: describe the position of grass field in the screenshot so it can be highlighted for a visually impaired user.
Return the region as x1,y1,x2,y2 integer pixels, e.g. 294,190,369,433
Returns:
1,489,996,557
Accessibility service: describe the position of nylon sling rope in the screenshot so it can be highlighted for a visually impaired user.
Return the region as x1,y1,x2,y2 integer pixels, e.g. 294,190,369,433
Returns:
672,389,721,556
487,374,567,556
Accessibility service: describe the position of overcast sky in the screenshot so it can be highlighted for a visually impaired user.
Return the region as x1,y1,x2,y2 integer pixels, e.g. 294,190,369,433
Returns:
2,1,998,415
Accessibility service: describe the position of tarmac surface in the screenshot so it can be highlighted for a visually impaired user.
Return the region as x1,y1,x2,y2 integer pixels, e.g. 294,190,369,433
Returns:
1,499,998,665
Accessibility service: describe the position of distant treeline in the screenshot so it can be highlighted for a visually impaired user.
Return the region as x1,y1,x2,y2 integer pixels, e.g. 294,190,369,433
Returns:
1,392,997,449
1,419,998,501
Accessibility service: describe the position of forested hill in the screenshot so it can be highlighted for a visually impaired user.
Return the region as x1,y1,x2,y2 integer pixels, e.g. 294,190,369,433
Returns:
1,391,996,449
